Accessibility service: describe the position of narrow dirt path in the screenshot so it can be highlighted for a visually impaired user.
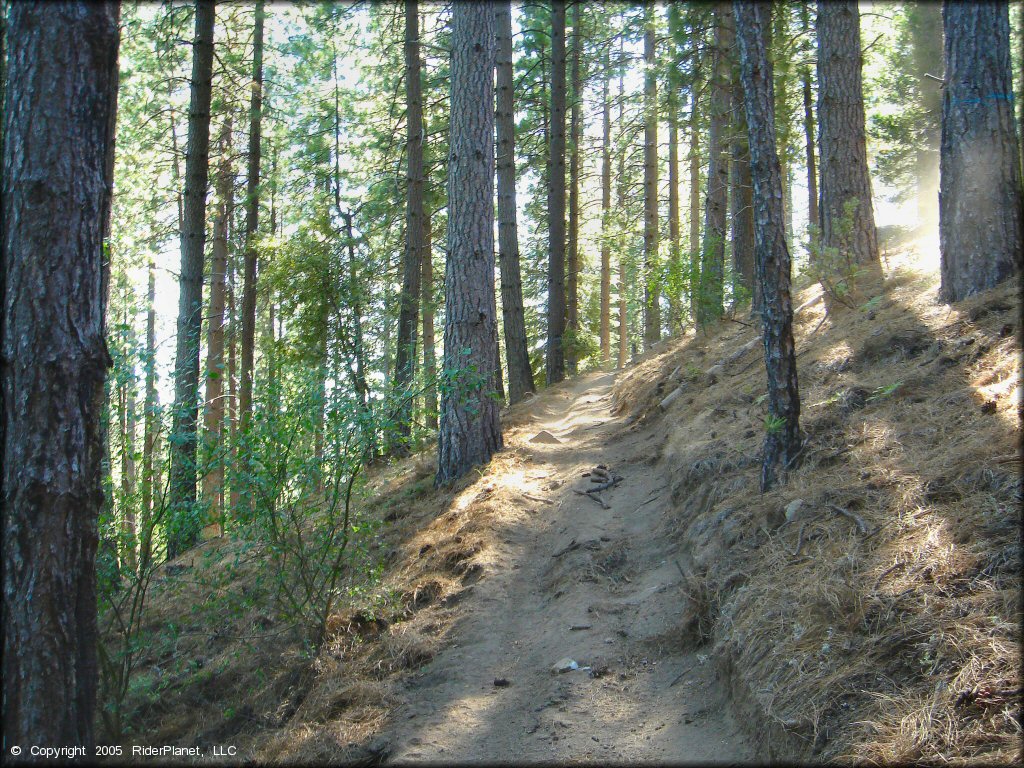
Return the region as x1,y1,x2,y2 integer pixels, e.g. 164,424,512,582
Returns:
385,371,751,763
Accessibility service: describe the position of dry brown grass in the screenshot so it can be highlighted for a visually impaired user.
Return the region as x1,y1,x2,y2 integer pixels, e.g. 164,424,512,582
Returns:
614,245,1021,763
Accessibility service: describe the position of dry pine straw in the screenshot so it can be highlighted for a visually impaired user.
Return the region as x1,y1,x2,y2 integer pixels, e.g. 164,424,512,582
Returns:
117,432,548,763
613,249,1020,764
117,248,1018,765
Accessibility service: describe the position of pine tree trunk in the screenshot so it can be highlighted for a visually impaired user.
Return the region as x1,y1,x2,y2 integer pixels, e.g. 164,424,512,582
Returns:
816,1,879,270
168,0,215,559
342,210,374,453
699,2,733,327
119,296,138,570
909,1,942,233
688,89,701,324
616,38,629,369
731,85,756,309
734,0,801,493
495,0,535,404
226,257,238,513
238,0,264,515
1,0,119,747
392,0,425,452
939,1,1023,302
546,0,567,385
668,84,682,334
566,3,582,374
600,44,612,363
436,2,502,486
141,258,159,545
643,3,661,347
421,207,438,428
800,4,819,241
202,117,233,539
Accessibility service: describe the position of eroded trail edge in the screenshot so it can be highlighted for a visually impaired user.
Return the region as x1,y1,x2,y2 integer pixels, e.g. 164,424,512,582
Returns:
384,371,751,763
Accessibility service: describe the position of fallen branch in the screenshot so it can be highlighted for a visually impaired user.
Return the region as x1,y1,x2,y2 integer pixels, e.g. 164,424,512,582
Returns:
630,495,661,514
552,539,580,558
789,522,806,557
828,504,869,534
589,476,623,492
522,493,554,505
573,489,610,509
669,663,696,687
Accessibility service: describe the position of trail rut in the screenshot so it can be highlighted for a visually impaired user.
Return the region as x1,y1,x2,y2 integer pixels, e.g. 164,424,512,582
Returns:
384,371,751,763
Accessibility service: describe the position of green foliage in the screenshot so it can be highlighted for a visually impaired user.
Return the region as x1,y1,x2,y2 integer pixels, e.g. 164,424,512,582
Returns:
807,200,872,307
867,381,903,403
764,413,787,435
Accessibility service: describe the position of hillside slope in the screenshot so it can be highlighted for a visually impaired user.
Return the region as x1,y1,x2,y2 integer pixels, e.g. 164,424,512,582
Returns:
118,247,1020,764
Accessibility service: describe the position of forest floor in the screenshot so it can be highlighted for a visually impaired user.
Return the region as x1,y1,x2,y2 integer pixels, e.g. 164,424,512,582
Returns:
123,242,1019,765
380,370,751,762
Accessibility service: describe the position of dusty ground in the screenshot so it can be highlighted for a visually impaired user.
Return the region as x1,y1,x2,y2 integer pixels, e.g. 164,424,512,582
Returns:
383,371,751,763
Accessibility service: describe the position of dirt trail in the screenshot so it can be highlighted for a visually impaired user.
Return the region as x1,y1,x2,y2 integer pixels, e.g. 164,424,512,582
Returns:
385,371,751,763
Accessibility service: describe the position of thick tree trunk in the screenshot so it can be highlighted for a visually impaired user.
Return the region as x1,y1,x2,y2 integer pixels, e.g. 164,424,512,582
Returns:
909,1,942,233
734,0,801,493
168,0,215,559
816,1,879,271
495,0,535,404
392,0,426,452
566,3,582,375
643,3,661,348
202,118,233,539
731,86,756,309
436,2,502,486
1,0,119,749
238,0,264,514
939,1,1023,302
546,0,567,385
600,44,612,364
698,2,733,327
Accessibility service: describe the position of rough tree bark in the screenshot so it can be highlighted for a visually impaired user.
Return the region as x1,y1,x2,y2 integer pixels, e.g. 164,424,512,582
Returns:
546,0,567,385
600,42,612,363
392,0,426,452
168,0,216,559
939,1,1023,302
643,2,661,348
800,1,819,242
816,1,879,270
668,66,683,334
616,38,629,369
238,0,264,514
141,257,159,548
730,85,756,309
688,87,701,324
566,3,583,375
202,117,234,539
1,0,119,749
436,2,502,486
734,0,801,493
698,2,733,327
495,0,535,404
